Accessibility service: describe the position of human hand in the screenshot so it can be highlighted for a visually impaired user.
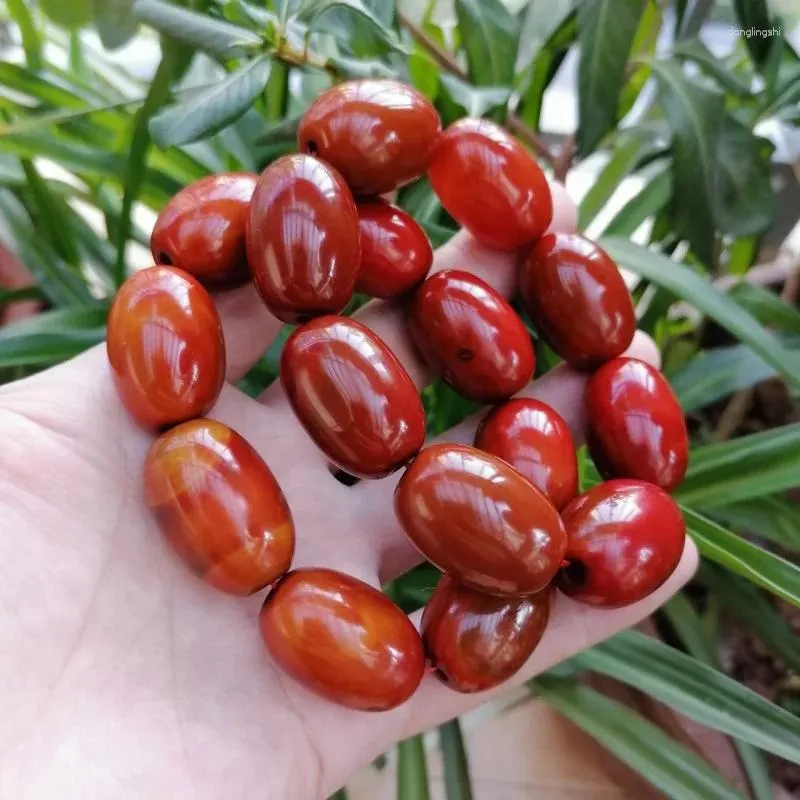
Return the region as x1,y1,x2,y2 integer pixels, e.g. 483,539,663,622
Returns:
0,183,697,799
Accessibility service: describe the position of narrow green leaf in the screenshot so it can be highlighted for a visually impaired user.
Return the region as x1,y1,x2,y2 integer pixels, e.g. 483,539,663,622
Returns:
0,307,107,368
733,0,772,66
673,39,753,95
296,0,404,53
454,0,519,87
533,676,742,800
678,423,800,507
0,286,43,305
327,789,347,800
6,0,43,70
93,0,139,50
438,75,510,119
729,282,800,334
397,735,430,800
735,743,775,800
601,165,672,238
133,0,260,56
577,0,647,156
576,630,800,763
601,238,800,391
683,506,800,607
618,0,662,118
678,0,715,40
41,0,93,29
709,496,800,552
651,60,723,266
439,720,474,800
515,0,575,73
726,235,759,275
662,592,719,666
151,57,271,148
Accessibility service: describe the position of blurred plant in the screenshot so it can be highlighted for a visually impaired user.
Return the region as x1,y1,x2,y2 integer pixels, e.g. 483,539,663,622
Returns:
0,0,799,797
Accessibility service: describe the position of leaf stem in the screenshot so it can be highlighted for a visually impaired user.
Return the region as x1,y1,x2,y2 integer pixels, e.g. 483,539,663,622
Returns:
397,11,468,80
506,113,558,171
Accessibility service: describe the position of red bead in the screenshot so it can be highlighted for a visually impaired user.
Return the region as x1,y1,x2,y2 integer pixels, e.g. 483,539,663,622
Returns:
144,419,294,595
395,444,567,596
428,118,552,251
298,79,441,195
281,316,425,479
259,568,425,711
585,358,689,491
246,155,360,324
422,576,551,693
475,398,578,510
107,266,225,428
407,270,535,403
558,480,686,607
151,173,257,287
520,233,635,370
356,199,433,298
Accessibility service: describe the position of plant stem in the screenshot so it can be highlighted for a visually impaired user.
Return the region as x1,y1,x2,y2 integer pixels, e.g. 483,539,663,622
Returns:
397,11,468,80
506,113,558,171
553,134,576,183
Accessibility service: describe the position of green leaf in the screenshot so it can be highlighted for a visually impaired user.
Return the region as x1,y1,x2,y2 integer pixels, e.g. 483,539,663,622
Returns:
133,0,261,56
6,0,43,70
678,423,800,508
601,238,800,392
683,506,800,607
533,676,742,800
725,235,759,275
600,164,672,238
439,719,474,800
0,307,107,368
515,0,575,73
576,0,647,156
151,57,271,148
93,0,139,50
295,0,404,53
41,0,93,29
454,0,519,87
708,496,800,552
618,0,662,118
699,564,800,673
397,735,430,800
677,0,715,40
673,39,753,95
733,0,772,66
651,60,723,266
662,592,719,667
0,286,43,305
438,74,510,119
576,630,800,764
729,282,800,334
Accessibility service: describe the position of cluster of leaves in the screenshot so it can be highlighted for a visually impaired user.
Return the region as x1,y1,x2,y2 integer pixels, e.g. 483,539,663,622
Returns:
0,1,799,798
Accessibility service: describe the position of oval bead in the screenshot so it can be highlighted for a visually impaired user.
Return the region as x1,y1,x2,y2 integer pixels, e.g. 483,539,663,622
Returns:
151,173,257,287
520,233,635,370
585,357,689,491
281,316,426,479
407,270,535,403
107,266,225,428
395,444,567,596
428,118,552,251
246,154,360,324
144,419,294,595
259,568,425,711
475,398,578,510
298,79,441,195
356,199,433,298
558,480,686,607
422,575,551,693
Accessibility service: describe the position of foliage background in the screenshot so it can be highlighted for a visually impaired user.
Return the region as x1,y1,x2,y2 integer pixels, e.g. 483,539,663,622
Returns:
0,0,799,797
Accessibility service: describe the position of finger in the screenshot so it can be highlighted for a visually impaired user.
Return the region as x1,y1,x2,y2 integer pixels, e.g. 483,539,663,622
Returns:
352,330,660,584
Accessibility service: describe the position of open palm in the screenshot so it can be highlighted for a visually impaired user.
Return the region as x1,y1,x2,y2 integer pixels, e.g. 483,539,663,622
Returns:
0,186,697,800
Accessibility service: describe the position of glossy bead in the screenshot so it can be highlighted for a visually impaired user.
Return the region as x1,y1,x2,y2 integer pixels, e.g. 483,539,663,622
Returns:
520,233,635,370
281,316,425,479
259,568,425,711
356,199,433,298
428,118,552,251
558,480,686,607
107,266,225,428
298,79,441,195
143,419,294,595
585,358,689,491
395,444,567,596
151,173,257,287
407,270,535,403
246,154,360,324
422,576,551,693
475,398,578,510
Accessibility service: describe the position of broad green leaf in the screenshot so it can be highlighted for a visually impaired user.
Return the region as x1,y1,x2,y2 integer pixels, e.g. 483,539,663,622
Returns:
296,0,404,53
578,129,659,230
454,0,519,87
398,178,441,225
533,676,742,800
133,0,261,56
328,54,395,79
600,165,672,238
699,565,800,673
151,57,271,148
514,0,575,73
577,0,647,156
397,735,430,800
733,0,772,66
93,0,139,50
0,307,107,368
601,238,800,391
618,0,662,118
678,423,800,508
651,60,723,266
729,282,800,334
255,114,301,146
725,235,759,275
683,506,800,607
709,496,800,552
6,0,43,70
408,47,439,101
438,74,510,120
673,39,753,95
41,0,93,29
439,719,474,800
576,630,800,764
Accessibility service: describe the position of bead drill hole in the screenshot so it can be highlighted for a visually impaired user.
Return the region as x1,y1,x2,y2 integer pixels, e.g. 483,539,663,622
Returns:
457,348,474,362
306,140,319,156
561,559,587,588
157,251,173,266
330,466,360,487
